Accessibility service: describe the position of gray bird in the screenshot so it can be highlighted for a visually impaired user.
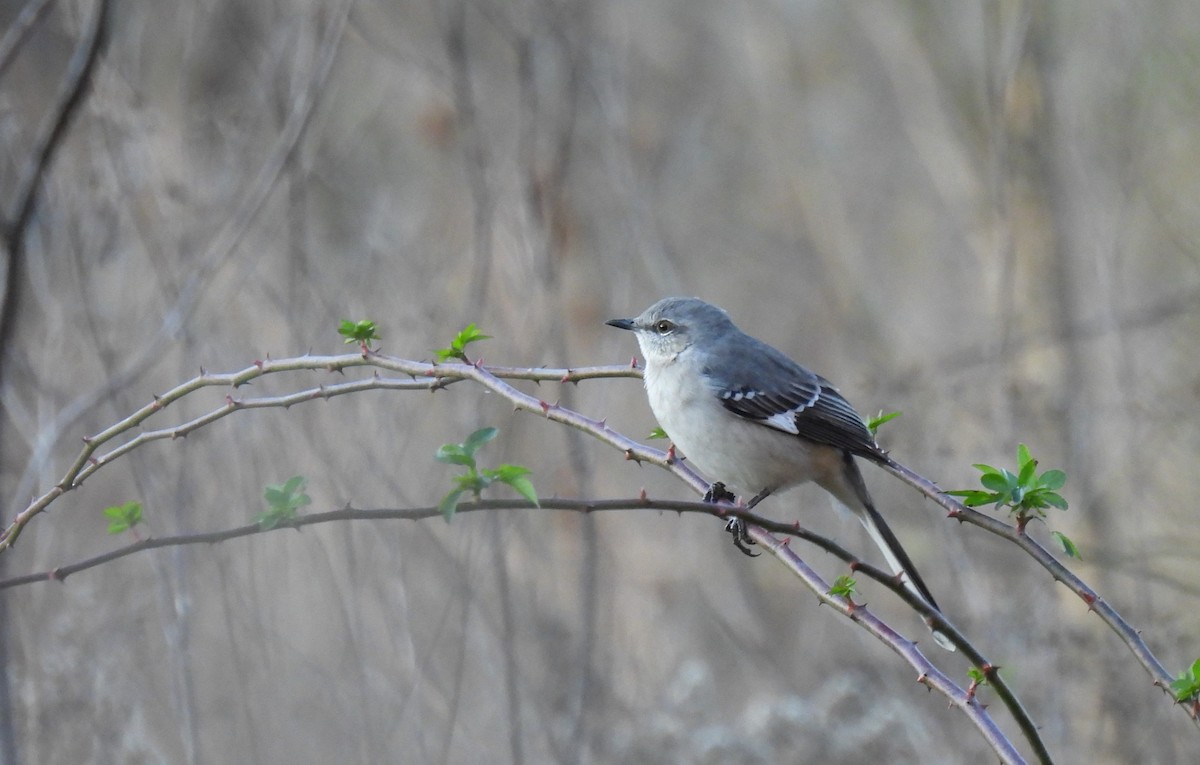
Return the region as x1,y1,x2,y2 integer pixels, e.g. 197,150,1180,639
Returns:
608,297,952,650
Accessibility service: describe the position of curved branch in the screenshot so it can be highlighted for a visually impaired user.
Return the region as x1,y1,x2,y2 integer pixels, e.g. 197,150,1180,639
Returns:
0,494,1034,762
0,356,644,550
879,457,1192,727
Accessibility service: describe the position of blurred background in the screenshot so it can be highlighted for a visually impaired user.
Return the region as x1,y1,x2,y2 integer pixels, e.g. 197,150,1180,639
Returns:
2,0,1199,762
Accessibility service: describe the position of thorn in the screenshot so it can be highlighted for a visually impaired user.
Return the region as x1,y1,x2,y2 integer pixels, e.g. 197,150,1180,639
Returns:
560,370,572,383
638,487,647,502
792,521,801,532
947,509,963,520
539,400,551,414
628,357,638,368
48,568,62,582
473,357,484,368
598,417,607,429
199,366,207,376
916,673,929,686
81,435,93,445
623,449,641,463
88,457,98,466
254,359,264,370
666,444,677,463
848,560,861,572
1080,591,1097,609
781,537,791,546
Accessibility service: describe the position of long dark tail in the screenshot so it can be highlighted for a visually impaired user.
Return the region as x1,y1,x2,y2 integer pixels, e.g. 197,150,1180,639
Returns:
839,453,953,650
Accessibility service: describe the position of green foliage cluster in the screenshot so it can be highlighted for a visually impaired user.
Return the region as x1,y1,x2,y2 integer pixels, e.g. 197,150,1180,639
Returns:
257,476,312,530
1171,658,1200,703
103,501,143,535
828,574,857,599
435,427,539,521
947,445,1078,558
434,323,491,363
338,319,381,349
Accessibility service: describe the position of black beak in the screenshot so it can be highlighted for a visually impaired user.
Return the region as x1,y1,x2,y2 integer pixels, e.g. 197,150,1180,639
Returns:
605,318,636,331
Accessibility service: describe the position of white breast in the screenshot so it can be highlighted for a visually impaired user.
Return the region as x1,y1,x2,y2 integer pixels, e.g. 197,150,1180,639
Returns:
643,356,826,497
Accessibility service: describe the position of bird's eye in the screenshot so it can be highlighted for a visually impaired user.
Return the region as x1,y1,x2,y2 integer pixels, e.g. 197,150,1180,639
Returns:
655,320,675,334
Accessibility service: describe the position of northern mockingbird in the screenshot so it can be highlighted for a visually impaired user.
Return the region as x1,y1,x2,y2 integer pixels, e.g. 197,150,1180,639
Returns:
607,297,953,650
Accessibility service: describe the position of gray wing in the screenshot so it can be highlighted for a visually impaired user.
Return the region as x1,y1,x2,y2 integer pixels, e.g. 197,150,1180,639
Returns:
702,337,885,460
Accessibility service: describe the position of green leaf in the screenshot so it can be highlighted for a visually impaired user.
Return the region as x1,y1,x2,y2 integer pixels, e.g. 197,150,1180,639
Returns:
504,475,540,506
1170,658,1200,702
866,410,902,436
944,489,998,507
828,575,857,598
1051,530,1081,559
967,666,988,685
485,463,529,480
259,476,309,527
434,323,492,363
438,489,465,523
1017,443,1033,471
435,443,475,467
462,427,499,456
1017,453,1038,486
647,427,669,440
972,463,1003,477
103,501,143,534
980,471,1013,494
256,506,295,531
1041,491,1069,510
338,319,381,347
1039,469,1067,491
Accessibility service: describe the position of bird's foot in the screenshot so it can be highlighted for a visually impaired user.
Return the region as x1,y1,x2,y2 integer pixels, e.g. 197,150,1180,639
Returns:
703,481,737,504
703,482,758,556
725,517,759,557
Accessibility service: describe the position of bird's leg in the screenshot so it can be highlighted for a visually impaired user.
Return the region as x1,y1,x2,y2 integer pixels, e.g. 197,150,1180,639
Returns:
746,488,772,509
701,483,759,556
726,487,773,556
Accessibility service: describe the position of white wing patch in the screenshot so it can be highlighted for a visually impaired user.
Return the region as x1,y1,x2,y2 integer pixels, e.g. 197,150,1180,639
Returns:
763,410,801,435
721,389,757,402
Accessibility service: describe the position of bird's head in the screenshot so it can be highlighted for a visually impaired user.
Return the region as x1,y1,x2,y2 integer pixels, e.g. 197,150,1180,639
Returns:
606,297,734,365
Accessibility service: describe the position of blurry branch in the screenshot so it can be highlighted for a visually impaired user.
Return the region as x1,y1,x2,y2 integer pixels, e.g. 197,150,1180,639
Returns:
0,0,108,244
4,0,351,522
0,0,109,367
439,0,494,312
0,0,53,80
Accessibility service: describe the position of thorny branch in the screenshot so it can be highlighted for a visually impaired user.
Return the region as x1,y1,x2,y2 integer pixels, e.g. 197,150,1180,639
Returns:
2,349,1195,760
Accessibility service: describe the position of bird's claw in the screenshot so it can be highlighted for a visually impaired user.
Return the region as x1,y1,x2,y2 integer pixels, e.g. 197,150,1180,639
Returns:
725,517,759,557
